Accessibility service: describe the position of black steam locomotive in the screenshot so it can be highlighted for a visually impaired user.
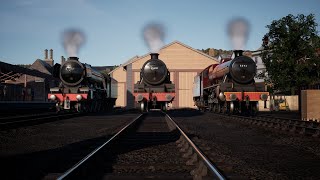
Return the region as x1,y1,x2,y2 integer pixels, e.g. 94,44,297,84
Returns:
193,50,269,114
134,53,175,112
48,57,116,112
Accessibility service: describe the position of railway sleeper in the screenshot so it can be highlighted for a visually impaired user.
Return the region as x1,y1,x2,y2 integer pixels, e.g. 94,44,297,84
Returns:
305,127,320,137
176,135,185,144
175,136,217,179
179,141,190,152
281,124,290,131
312,129,320,137
183,147,194,158
191,161,208,180
186,153,198,166
256,120,264,126
177,140,187,148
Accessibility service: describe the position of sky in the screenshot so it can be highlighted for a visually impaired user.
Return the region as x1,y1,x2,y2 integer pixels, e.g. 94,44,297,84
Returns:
0,0,319,66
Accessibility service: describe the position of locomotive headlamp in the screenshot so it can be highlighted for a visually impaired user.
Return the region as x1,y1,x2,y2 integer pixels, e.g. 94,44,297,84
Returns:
50,95,56,101
260,94,268,101
136,94,144,102
166,94,172,101
230,94,237,101
76,94,82,101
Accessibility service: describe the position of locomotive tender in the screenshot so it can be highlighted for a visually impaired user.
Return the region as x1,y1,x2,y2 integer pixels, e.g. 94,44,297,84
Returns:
134,53,175,112
48,57,116,112
193,50,269,114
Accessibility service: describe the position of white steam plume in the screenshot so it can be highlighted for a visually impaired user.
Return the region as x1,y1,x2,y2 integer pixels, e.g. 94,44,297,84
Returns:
143,23,166,53
227,18,250,50
62,29,86,57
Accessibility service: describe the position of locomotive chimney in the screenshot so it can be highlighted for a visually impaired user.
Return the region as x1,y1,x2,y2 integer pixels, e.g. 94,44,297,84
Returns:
150,53,159,60
68,57,79,61
233,50,243,57
44,49,48,60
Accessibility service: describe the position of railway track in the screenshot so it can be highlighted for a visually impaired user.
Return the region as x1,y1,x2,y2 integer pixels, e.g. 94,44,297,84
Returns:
212,112,320,137
0,112,82,130
53,111,226,180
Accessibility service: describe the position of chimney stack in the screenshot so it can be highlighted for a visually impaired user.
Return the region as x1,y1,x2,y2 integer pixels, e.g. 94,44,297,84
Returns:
61,56,65,64
50,49,53,60
44,49,54,66
44,49,48,60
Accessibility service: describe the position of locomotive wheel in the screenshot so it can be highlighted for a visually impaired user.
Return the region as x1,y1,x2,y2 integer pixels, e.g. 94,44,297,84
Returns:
97,101,102,112
214,103,220,113
89,101,94,112
230,102,234,114
94,101,98,112
221,103,226,114
76,103,81,112
84,103,89,113
140,102,145,112
163,102,168,111
208,104,213,112
162,104,166,111
251,102,258,116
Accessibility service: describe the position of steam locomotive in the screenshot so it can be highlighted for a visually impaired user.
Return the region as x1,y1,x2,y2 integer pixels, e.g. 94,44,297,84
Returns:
134,53,175,112
48,57,116,112
193,50,269,115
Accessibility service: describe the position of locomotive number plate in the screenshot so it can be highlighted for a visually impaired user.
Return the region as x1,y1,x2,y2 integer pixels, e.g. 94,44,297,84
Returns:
64,99,71,109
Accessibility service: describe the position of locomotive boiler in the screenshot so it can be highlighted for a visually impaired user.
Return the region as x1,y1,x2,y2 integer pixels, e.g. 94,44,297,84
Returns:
193,50,269,115
48,57,116,112
134,53,175,112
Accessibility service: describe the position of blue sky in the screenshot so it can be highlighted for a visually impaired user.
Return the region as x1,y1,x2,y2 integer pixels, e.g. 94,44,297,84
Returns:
0,0,319,66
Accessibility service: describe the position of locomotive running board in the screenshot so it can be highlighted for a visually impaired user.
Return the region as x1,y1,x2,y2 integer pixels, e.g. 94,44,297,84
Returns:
203,84,219,89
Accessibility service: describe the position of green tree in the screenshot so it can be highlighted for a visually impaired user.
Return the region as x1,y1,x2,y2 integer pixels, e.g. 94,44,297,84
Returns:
262,14,320,95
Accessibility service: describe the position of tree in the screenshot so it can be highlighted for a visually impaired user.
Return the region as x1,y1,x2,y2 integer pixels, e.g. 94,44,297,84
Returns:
262,14,320,95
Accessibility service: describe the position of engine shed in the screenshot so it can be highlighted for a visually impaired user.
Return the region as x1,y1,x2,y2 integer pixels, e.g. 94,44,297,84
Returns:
109,41,218,109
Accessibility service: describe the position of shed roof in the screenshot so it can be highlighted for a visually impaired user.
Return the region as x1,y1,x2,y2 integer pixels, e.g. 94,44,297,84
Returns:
109,40,219,75
108,55,139,74
31,59,52,74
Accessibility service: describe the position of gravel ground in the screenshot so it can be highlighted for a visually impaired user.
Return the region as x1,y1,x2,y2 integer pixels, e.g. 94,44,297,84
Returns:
258,111,301,119
114,142,191,175
168,109,320,179
0,111,140,180
113,112,192,176
63,111,193,180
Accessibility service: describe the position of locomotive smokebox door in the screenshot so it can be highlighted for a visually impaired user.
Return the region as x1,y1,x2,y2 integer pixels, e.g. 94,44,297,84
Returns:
141,53,168,85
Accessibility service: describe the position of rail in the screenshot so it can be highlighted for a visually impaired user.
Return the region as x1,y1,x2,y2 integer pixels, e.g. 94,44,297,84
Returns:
57,112,226,179
0,112,82,130
165,113,226,180
57,113,144,180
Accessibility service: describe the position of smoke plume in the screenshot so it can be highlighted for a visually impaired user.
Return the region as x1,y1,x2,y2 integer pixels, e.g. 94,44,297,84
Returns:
227,18,250,50
142,23,166,53
62,29,86,57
